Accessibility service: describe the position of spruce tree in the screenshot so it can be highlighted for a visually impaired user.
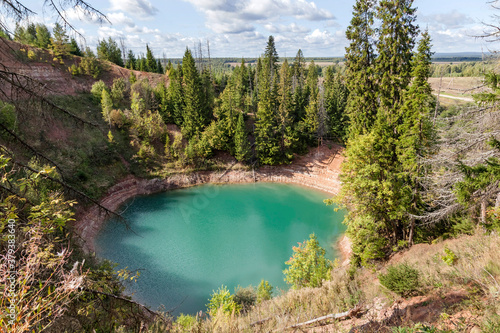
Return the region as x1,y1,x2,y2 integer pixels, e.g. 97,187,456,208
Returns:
264,35,279,77
181,48,207,138
35,24,51,49
145,44,157,73
234,113,251,162
344,0,377,138
277,59,295,161
397,30,435,244
69,38,82,56
126,50,136,70
255,54,280,165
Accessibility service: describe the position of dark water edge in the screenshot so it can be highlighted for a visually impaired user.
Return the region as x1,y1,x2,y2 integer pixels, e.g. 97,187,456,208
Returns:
95,183,346,316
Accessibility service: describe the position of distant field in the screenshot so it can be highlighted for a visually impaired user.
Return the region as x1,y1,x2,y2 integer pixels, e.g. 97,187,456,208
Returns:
429,76,485,106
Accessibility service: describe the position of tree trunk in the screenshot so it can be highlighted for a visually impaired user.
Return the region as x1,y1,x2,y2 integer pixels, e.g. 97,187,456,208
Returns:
408,217,415,246
480,200,487,224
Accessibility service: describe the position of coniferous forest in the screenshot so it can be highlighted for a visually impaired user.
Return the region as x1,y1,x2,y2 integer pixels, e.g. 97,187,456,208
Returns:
1,0,500,332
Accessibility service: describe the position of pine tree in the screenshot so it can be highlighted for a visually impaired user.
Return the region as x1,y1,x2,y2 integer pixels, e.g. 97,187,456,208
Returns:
344,0,377,138
97,37,124,66
301,61,319,144
234,113,251,162
291,49,307,123
51,23,71,59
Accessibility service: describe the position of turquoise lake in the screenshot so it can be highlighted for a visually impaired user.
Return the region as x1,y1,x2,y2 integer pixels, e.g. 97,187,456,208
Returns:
95,183,346,316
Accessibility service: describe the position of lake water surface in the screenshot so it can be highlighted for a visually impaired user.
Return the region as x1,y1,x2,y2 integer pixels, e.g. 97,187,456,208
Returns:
95,183,345,316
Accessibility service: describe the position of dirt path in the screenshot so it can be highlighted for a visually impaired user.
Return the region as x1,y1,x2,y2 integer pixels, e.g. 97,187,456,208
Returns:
73,144,345,252
433,93,474,102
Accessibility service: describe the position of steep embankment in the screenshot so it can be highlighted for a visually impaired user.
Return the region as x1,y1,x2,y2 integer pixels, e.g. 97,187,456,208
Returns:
0,38,163,96
74,144,345,252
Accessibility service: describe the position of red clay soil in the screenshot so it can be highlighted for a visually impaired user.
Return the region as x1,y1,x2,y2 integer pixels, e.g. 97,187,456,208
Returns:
73,143,345,252
0,38,165,97
308,289,475,332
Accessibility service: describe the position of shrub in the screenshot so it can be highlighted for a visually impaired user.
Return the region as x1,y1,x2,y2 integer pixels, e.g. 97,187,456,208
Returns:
206,285,241,317
256,280,273,303
441,247,458,266
283,233,332,289
174,313,196,331
233,285,256,311
379,263,421,297
91,80,107,102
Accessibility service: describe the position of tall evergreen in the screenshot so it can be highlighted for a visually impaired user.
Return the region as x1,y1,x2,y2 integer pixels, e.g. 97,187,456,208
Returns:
264,35,279,79
234,113,251,162
324,67,349,143
51,23,71,59
125,50,136,70
337,0,423,265
69,38,82,56
35,24,51,49
277,59,295,161
97,37,124,66
291,49,307,123
181,48,209,139
255,42,281,165
145,45,157,73
397,30,435,244
344,0,377,138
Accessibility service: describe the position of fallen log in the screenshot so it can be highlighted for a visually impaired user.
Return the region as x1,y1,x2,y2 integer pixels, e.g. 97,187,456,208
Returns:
283,304,362,330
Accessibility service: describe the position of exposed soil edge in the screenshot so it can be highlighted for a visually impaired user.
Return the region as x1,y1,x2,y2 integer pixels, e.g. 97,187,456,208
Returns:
73,145,347,256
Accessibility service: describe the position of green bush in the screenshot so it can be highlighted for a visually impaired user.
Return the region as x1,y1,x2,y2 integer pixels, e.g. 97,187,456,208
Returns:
233,285,256,311
91,80,107,102
378,263,421,297
441,247,458,266
256,280,273,303
174,313,196,331
206,285,241,317
283,233,332,289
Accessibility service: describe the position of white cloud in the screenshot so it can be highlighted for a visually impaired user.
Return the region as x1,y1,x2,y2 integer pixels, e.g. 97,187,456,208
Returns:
183,0,334,34
305,28,335,44
107,12,135,27
109,0,158,19
264,22,310,34
97,26,124,39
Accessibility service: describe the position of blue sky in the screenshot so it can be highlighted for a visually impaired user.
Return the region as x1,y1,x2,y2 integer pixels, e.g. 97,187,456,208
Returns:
6,0,497,58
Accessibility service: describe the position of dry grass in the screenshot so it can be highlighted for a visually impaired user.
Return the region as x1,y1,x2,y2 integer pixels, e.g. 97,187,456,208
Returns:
161,232,500,332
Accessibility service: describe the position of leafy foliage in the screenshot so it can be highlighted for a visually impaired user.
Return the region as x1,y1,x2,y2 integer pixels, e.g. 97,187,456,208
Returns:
206,285,241,317
283,234,332,289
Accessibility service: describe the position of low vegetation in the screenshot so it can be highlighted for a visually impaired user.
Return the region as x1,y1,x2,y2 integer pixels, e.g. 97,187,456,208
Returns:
1,0,500,331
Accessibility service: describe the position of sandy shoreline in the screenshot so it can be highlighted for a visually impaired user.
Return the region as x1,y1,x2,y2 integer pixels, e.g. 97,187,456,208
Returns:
73,144,350,259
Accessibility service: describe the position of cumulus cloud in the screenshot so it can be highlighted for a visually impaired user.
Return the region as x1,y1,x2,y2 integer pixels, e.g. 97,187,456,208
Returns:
109,0,158,19
184,0,334,34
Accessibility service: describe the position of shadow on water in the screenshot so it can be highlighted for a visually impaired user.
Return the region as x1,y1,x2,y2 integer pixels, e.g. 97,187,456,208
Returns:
96,183,347,316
